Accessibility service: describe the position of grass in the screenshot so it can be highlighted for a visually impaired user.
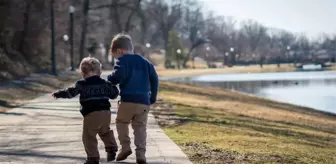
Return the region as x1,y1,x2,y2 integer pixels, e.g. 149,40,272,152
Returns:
0,71,81,112
152,81,336,164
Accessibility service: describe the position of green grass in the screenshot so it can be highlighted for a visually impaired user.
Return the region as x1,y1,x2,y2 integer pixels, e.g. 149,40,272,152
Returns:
152,82,336,164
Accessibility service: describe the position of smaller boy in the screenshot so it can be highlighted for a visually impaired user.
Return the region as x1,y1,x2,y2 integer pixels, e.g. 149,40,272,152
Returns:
52,57,119,164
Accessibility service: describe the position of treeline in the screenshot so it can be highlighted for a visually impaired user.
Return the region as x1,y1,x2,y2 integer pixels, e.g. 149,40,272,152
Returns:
1,0,335,80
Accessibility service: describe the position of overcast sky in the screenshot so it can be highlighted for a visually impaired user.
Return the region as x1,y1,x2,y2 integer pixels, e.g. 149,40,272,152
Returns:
200,0,336,39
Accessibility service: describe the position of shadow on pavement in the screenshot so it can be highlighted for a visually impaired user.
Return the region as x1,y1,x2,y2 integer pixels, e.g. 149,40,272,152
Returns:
0,151,85,160
0,100,20,108
0,112,25,116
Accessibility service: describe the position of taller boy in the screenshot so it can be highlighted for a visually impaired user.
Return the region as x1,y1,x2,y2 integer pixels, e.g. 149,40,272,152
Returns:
107,34,159,164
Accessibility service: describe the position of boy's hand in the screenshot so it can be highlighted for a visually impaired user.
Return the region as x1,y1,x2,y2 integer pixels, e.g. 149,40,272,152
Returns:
150,97,156,105
51,92,57,99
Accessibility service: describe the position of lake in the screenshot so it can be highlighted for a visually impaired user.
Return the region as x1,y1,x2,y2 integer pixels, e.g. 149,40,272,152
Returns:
169,71,336,114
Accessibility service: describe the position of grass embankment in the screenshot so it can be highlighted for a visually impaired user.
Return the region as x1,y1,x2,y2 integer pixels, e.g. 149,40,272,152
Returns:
0,71,81,112
156,64,296,77
152,81,336,164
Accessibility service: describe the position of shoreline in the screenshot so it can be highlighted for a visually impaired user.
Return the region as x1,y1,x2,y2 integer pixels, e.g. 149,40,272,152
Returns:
167,82,336,117
156,64,296,77
159,70,336,116
160,80,336,117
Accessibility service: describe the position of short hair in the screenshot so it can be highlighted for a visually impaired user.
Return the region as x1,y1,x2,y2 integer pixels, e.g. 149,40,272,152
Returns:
110,33,134,52
79,57,101,75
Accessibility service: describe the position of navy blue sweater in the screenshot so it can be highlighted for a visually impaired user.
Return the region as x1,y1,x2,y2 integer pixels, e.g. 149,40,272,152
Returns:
107,54,159,105
53,76,119,116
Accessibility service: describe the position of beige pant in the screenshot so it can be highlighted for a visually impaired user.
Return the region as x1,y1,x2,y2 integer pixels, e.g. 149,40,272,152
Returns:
116,102,150,161
83,110,118,160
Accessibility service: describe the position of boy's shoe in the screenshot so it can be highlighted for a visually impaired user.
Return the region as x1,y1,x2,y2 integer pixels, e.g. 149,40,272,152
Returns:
116,150,132,161
107,152,116,161
84,157,99,164
136,159,147,164
84,160,99,164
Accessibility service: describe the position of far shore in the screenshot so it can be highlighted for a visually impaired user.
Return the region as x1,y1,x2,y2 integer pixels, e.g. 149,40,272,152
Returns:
156,64,336,78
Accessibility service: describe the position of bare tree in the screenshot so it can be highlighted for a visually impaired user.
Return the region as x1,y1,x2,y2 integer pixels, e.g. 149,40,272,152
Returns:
205,15,237,65
320,34,336,62
241,20,267,56
297,35,312,63
146,0,184,67
180,0,209,68
147,0,183,50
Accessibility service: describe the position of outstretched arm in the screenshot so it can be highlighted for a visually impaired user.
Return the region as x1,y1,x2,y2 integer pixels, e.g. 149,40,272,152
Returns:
52,82,80,99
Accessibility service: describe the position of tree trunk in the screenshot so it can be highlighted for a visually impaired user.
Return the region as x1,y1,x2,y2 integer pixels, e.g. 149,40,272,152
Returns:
112,0,123,32
79,0,89,63
182,51,192,68
163,31,170,68
20,2,31,54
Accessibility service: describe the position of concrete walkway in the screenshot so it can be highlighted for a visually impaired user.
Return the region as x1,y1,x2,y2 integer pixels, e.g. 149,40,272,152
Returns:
0,93,192,164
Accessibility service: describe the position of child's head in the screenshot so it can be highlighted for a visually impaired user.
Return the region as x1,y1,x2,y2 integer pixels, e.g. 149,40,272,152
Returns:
79,57,102,78
110,33,134,59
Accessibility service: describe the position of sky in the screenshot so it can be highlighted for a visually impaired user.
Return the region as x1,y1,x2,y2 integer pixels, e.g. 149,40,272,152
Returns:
200,0,336,39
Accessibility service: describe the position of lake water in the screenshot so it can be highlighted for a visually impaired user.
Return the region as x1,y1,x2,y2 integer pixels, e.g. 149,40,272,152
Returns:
170,71,336,114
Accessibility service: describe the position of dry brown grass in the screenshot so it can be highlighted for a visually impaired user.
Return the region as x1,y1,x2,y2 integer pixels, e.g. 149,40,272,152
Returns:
0,71,81,112
159,81,336,132
152,81,336,164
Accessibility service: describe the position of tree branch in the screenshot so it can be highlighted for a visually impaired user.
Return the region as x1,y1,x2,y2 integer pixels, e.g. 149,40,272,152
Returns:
89,2,130,10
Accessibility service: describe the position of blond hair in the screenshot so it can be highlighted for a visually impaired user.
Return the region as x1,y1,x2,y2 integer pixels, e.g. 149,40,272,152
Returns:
79,57,101,76
110,33,134,52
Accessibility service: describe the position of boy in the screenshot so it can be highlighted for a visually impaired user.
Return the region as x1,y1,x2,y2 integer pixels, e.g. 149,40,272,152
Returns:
107,34,159,164
52,57,119,164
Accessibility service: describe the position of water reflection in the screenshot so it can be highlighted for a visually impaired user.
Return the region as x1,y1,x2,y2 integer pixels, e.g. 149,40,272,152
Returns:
170,71,336,114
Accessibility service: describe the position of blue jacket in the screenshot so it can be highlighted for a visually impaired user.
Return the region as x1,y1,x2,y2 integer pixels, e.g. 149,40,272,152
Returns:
107,54,159,105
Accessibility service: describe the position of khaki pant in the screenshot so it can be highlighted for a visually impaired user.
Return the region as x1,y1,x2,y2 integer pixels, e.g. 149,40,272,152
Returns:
116,102,150,161
83,110,118,160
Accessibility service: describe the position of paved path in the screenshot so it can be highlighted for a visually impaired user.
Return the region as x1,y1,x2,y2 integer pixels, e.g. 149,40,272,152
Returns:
0,93,192,163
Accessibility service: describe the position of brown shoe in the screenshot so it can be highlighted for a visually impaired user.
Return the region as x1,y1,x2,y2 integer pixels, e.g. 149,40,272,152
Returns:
84,160,99,164
136,159,147,164
116,150,132,161
107,152,116,162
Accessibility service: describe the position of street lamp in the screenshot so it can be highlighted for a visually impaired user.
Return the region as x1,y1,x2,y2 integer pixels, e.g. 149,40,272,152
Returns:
206,46,210,57
287,46,291,65
176,49,182,54
205,46,211,69
69,5,75,71
146,43,151,48
63,34,69,66
287,46,291,51
63,35,69,42
229,47,234,65
145,43,151,59
176,49,182,69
